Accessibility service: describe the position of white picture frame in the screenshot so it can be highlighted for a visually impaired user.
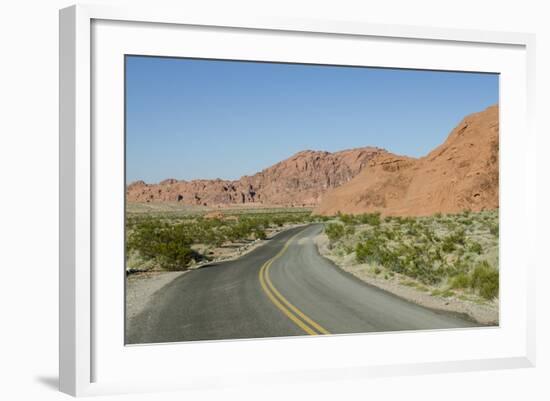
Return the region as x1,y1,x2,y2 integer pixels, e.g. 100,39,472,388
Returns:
59,4,536,397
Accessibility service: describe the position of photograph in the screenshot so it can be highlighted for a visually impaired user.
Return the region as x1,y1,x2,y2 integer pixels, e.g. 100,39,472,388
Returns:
124,55,499,345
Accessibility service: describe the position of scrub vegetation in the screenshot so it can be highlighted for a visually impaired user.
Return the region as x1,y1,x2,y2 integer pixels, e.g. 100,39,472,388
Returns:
126,208,321,272
323,210,499,301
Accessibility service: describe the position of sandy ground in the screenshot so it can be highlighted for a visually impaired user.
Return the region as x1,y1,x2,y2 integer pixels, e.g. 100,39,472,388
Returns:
315,232,499,325
126,271,187,321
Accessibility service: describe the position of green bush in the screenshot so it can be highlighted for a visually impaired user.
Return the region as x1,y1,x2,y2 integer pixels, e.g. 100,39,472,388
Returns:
441,237,456,253
422,227,436,243
127,218,199,270
355,242,370,263
325,223,345,242
338,212,355,225
253,227,267,240
126,209,317,271
358,212,381,226
355,236,382,263
450,229,467,246
326,209,499,299
468,241,483,254
383,229,396,240
470,261,499,299
155,241,198,271
450,273,471,289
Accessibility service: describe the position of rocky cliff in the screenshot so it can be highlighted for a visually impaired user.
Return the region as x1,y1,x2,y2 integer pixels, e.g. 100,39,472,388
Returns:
127,147,387,207
314,105,499,216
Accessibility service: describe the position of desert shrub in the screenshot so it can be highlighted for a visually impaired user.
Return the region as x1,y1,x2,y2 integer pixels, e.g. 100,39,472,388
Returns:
408,257,444,285
202,229,225,247
441,237,456,253
460,218,473,226
253,227,267,240
325,223,345,242
333,209,499,299
338,212,355,225
126,209,320,270
470,261,499,299
440,229,465,253
450,272,471,289
127,218,200,270
356,236,384,263
355,241,373,263
430,248,443,262
445,220,457,231
383,228,396,240
422,227,437,243
405,224,419,236
345,225,356,236
450,229,466,246
272,217,285,227
155,241,199,271
468,241,483,254
127,218,178,260
358,212,381,226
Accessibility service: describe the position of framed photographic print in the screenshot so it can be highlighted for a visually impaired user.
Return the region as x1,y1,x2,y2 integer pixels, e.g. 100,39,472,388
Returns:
59,4,536,397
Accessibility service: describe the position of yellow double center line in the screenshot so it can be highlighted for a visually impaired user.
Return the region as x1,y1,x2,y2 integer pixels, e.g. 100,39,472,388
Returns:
258,231,330,335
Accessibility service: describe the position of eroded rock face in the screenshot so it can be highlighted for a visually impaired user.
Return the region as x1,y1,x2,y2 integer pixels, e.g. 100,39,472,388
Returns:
314,105,499,216
126,147,386,207
127,105,499,216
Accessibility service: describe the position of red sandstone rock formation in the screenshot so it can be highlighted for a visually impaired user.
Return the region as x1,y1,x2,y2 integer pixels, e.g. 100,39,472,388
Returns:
126,147,386,207
314,105,499,216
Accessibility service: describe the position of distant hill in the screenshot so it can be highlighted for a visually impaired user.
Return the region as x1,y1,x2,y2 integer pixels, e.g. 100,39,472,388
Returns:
127,147,387,207
128,105,499,216
314,105,499,216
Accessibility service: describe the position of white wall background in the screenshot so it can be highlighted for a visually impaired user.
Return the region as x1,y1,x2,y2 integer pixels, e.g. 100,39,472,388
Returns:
0,0,547,400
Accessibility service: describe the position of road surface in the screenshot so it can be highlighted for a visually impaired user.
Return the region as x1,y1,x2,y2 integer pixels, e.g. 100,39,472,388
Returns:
126,224,479,344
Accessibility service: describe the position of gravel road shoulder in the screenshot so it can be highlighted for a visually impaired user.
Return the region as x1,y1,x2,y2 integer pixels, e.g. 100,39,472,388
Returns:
126,271,188,321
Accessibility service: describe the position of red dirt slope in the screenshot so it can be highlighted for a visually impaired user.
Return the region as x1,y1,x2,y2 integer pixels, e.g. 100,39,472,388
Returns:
314,105,499,216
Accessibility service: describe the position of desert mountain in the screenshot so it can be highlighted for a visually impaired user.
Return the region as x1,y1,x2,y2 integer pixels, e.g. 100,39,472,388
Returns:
314,105,499,216
127,147,387,207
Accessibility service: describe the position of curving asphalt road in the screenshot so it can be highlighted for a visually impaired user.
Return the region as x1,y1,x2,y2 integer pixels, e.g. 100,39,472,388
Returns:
126,224,479,344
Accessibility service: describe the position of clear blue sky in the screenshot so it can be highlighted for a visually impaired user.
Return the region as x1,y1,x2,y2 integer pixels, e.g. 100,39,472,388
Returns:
126,56,498,183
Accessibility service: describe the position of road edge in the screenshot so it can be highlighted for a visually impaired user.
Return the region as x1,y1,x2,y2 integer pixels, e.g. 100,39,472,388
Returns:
313,231,498,326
